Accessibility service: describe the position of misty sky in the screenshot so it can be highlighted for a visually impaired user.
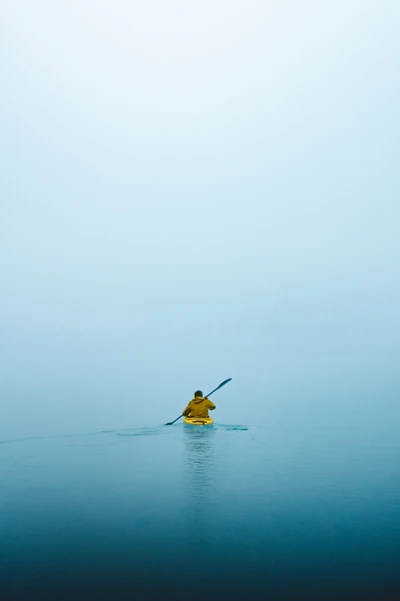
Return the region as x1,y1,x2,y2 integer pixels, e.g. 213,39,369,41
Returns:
1,1,399,438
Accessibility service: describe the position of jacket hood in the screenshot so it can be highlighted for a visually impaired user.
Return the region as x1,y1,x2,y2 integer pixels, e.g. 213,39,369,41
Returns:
192,396,206,404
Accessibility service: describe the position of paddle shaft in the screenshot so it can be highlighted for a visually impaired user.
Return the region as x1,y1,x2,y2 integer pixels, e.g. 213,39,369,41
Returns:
166,378,232,426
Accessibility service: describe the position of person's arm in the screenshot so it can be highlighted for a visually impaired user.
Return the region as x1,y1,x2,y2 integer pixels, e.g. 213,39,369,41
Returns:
182,403,192,417
205,398,216,411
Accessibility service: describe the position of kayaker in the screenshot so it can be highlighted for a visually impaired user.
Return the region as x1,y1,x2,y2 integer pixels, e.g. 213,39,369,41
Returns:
182,390,216,419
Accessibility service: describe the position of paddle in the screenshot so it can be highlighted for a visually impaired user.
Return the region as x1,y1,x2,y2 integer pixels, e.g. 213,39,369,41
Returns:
165,378,232,426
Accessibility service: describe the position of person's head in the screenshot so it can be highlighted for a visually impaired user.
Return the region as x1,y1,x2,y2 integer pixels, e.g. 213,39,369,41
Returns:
194,390,203,397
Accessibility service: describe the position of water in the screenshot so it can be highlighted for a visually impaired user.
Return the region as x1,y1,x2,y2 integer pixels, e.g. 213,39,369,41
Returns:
1,417,400,601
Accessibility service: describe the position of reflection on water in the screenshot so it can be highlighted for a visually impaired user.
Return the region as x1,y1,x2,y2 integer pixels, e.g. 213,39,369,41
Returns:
183,426,215,558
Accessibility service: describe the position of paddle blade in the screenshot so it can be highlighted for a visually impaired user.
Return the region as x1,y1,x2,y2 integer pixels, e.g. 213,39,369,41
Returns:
165,415,183,426
205,378,232,398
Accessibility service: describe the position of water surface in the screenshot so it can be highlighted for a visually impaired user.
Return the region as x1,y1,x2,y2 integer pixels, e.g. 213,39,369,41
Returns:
1,416,399,600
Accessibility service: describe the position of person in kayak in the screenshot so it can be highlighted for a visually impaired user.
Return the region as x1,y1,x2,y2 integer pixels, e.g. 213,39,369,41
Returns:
182,390,216,419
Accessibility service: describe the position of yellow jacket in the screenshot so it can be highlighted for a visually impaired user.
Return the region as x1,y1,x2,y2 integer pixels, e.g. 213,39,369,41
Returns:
182,396,216,418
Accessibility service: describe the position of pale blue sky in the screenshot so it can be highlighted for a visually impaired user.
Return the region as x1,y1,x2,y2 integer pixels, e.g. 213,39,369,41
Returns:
1,1,399,438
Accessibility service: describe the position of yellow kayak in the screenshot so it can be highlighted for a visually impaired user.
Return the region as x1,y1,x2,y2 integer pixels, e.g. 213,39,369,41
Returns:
183,417,214,426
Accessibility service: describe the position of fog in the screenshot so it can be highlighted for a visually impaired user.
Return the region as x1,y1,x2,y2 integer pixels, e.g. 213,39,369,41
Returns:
1,0,399,439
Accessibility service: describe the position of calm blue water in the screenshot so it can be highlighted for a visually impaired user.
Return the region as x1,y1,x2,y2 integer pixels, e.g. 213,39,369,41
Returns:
1,416,400,601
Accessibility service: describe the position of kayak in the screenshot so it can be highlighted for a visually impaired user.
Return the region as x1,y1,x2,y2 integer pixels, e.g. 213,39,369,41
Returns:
183,417,214,426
